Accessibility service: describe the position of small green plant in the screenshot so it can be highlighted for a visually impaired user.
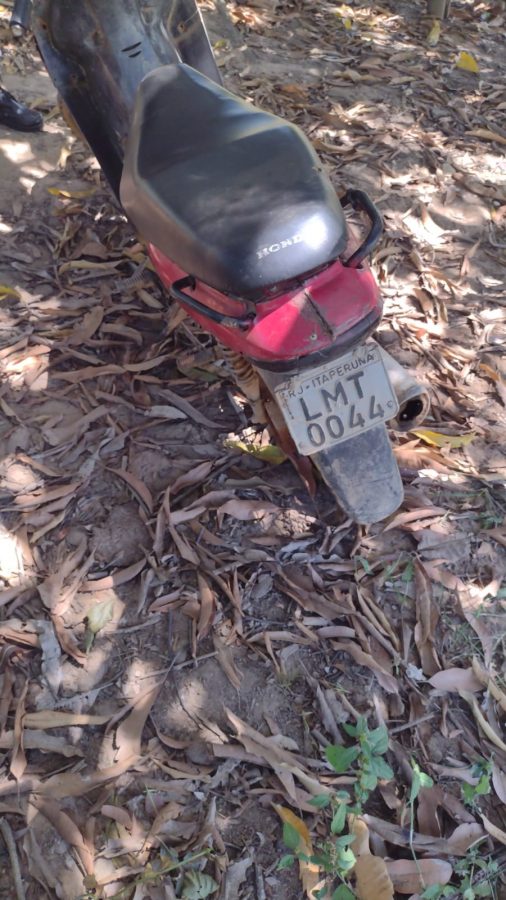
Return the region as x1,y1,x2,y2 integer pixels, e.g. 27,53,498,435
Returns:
327,717,394,809
279,718,394,897
420,844,499,899
461,758,492,808
107,850,213,899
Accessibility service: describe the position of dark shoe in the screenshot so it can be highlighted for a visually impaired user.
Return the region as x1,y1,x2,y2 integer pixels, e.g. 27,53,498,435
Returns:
0,89,43,132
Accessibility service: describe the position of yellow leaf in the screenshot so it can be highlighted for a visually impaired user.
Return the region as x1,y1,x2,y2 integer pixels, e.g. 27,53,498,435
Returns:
223,438,286,464
275,806,320,898
427,19,441,46
456,51,479,73
411,428,475,449
0,284,20,299
47,186,97,199
343,16,353,29
356,855,394,900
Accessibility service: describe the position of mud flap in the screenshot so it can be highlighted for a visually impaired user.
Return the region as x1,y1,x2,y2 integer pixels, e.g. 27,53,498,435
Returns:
312,423,403,524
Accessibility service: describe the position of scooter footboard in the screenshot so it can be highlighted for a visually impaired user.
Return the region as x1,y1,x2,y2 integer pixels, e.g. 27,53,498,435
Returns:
311,423,403,524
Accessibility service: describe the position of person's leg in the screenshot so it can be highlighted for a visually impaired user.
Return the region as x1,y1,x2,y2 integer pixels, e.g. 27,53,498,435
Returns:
0,86,43,132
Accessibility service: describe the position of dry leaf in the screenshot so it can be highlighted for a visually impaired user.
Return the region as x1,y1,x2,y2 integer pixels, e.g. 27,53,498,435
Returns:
0,730,83,757
29,797,95,875
171,461,214,494
383,507,445,532
220,856,254,900
459,690,506,752
15,481,81,509
355,855,394,900
85,598,115,650
43,407,109,446
38,537,88,609
107,468,154,513
11,680,28,780
422,565,499,666
364,815,463,854
145,800,184,849
100,805,133,830
275,806,320,898
49,186,96,199
37,754,139,798
492,764,506,804
224,438,286,464
349,816,372,856
145,405,187,422
385,858,452,893
411,429,475,449
157,387,221,429
414,561,440,676
115,683,161,764
349,817,394,899
23,710,111,729
52,613,87,665
429,668,482,693
467,127,506,146
213,633,242,690
226,709,330,799
67,306,104,345
0,284,20,299
427,19,441,45
471,657,506,712
82,558,146,592
417,785,443,838
446,823,485,854
123,354,169,373
333,641,399,693
217,498,279,523
0,620,40,647
35,619,62,697
197,573,216,641
481,814,506,847
54,364,123,384
455,51,479,73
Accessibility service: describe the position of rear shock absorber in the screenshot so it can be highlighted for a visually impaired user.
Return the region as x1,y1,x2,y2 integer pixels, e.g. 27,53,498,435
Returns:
221,348,267,424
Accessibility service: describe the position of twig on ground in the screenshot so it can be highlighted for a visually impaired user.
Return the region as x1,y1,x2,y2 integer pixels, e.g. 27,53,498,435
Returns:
255,862,267,900
0,817,26,900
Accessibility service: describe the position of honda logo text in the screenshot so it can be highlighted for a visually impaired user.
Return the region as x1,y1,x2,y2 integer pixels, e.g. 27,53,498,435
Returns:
256,234,303,260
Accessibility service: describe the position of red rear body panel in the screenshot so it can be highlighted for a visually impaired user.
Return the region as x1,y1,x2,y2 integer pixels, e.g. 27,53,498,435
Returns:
149,244,382,367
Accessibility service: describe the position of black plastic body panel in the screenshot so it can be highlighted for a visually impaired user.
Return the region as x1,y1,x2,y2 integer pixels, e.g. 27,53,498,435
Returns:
32,0,220,197
121,64,348,300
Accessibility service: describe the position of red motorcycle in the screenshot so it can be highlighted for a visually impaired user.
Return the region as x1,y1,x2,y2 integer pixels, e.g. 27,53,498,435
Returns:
16,0,429,523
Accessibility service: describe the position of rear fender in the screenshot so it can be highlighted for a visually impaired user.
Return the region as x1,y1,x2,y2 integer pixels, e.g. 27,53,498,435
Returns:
32,0,220,195
311,424,403,524
149,246,382,366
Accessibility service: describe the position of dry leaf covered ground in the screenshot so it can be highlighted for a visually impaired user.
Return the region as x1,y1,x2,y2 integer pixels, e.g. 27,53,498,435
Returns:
0,0,505,897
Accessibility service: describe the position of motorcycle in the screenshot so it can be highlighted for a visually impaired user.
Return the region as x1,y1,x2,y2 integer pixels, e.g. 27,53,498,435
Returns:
12,0,430,524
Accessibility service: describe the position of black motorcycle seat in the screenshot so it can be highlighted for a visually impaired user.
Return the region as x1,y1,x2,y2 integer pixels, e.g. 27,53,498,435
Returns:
121,64,347,300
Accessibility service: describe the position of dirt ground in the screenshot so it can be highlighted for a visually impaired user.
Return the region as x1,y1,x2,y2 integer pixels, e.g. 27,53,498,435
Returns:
0,0,505,898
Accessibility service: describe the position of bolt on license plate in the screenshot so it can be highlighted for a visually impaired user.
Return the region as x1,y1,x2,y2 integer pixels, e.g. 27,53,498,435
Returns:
275,342,399,455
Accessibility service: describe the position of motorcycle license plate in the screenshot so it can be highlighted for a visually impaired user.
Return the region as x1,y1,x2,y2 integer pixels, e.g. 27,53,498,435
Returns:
275,343,399,455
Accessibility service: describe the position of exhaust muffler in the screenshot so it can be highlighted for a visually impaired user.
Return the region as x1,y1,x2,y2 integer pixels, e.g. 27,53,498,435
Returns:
378,346,430,431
